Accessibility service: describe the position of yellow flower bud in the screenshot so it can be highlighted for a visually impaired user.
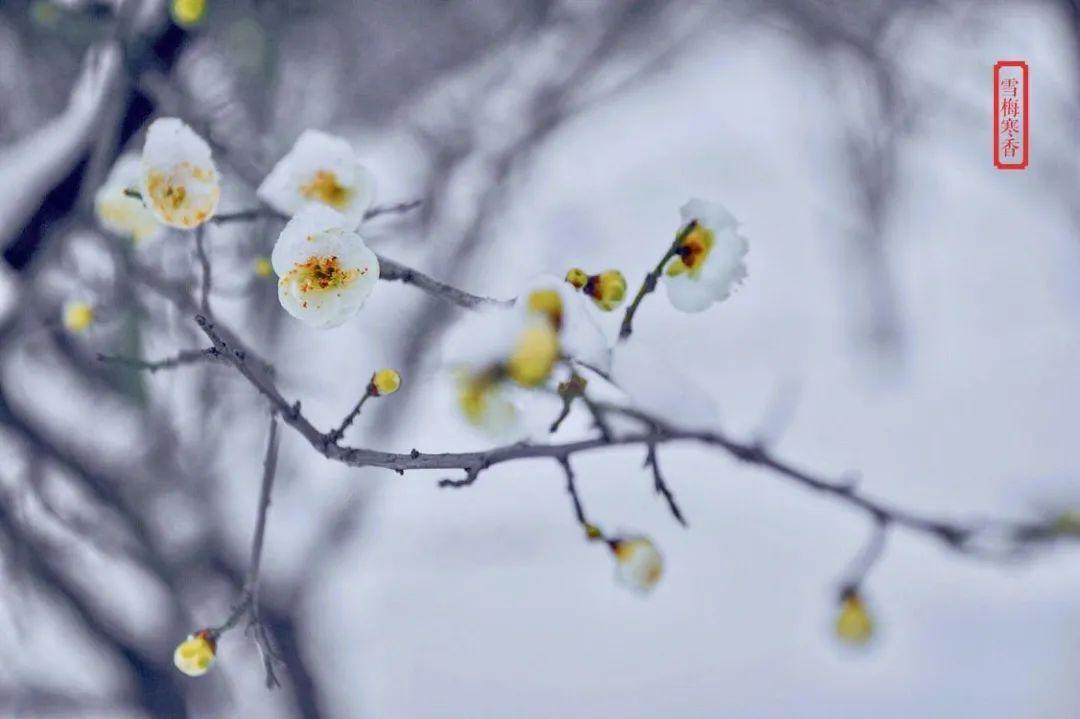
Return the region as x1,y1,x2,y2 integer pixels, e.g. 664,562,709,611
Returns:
835,591,874,645
254,256,273,278
506,321,559,387
588,270,627,311
173,630,216,677
526,289,563,329
171,0,207,27
63,302,94,333
371,368,401,396
565,267,589,290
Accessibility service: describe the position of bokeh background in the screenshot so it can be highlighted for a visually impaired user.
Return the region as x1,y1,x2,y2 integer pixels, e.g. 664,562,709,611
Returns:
0,0,1078,717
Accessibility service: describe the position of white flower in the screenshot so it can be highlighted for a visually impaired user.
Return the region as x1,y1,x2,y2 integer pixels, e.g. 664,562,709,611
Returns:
517,275,611,374
613,537,663,593
271,204,379,329
94,154,162,242
257,130,377,229
663,198,748,313
140,118,220,229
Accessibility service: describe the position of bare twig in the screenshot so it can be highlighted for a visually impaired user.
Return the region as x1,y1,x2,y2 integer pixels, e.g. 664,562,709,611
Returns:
97,348,222,373
618,221,696,340
209,413,283,688
363,199,423,221
375,252,510,310
194,225,212,315
326,389,374,446
645,443,687,526
838,516,889,595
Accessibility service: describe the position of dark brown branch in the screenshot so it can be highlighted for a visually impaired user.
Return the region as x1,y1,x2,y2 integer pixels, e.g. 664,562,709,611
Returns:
326,390,374,446
209,413,282,688
96,347,221,373
375,252,510,310
645,443,687,527
618,221,695,340
559,456,591,532
193,313,1072,563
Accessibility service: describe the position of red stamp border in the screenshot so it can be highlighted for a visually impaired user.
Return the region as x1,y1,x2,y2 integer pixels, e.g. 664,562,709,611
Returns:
993,60,1029,170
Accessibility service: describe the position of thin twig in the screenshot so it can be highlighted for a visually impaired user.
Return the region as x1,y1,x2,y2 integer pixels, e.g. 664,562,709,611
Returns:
645,443,687,527
194,225,211,315
208,413,283,688
326,390,374,446
97,348,222,373
375,252,510,310
618,221,696,340
838,516,889,595
559,456,590,531
363,199,423,221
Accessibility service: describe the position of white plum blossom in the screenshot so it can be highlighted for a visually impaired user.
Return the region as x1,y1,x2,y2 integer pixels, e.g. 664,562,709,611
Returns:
140,118,220,229
94,154,162,242
271,204,379,329
517,275,611,374
257,130,377,229
613,537,663,593
663,198,748,313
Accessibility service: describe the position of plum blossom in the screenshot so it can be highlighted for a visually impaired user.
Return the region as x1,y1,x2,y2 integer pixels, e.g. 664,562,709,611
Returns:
258,130,377,229
612,536,663,593
140,118,220,229
94,154,162,242
517,275,611,374
663,198,748,313
565,268,627,311
271,204,379,329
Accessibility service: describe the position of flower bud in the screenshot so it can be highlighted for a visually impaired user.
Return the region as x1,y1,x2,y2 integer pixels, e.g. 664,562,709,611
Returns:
835,590,874,645
63,302,94,333
565,267,589,290
587,270,627,311
612,536,663,593
254,256,273,278
171,0,208,27
173,630,216,677
371,368,402,396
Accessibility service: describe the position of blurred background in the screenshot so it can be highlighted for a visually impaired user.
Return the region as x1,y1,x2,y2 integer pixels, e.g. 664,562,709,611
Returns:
0,0,1078,717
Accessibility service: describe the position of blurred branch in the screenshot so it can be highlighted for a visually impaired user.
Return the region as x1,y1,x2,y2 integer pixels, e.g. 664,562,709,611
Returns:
618,222,691,340
97,347,222,373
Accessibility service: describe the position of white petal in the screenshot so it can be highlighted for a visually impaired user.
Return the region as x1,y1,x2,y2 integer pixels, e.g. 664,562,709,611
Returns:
95,154,162,242
680,197,737,232
664,273,716,313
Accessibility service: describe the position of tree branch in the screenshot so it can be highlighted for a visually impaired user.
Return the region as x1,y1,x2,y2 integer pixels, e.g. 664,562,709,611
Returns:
618,221,695,340
192,312,1067,561
375,252,511,310
97,347,222,373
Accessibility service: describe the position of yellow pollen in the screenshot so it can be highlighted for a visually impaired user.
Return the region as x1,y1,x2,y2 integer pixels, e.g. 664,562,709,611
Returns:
285,255,360,295
666,224,715,278
300,170,351,209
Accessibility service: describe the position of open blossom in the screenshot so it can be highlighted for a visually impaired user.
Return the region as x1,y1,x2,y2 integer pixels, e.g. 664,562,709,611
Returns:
94,154,162,242
271,204,379,329
517,276,611,374
663,198,748,313
173,630,215,677
140,118,220,229
258,130,377,229
612,536,663,593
